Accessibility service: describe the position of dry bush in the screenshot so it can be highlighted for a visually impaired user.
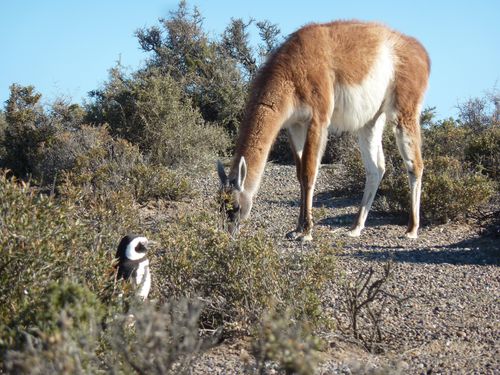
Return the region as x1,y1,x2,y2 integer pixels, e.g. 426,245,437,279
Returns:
334,262,407,354
48,125,193,203
107,299,212,374
252,308,323,375
155,210,337,331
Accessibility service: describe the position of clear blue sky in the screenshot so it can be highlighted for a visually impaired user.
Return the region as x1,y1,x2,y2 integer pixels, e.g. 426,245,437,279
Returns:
1,0,498,119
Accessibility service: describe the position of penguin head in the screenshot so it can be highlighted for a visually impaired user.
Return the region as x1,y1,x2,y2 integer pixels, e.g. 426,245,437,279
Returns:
116,235,149,261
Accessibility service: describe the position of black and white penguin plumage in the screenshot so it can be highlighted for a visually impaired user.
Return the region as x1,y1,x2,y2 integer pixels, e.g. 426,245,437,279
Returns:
116,235,151,300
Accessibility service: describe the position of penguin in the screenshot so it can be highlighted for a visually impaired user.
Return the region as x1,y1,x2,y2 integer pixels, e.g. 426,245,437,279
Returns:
115,235,151,300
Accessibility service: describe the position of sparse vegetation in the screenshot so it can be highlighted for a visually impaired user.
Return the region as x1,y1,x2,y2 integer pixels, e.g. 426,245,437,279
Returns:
155,210,337,331
252,308,324,374
334,262,407,353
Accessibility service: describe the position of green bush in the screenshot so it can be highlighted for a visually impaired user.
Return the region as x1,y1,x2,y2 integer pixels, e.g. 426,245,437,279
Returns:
0,172,143,347
0,111,7,162
50,125,192,203
0,171,150,370
423,118,472,160
155,210,336,330
268,129,293,164
422,156,495,223
86,69,229,169
1,84,54,177
32,125,115,186
2,117,56,179
465,126,500,181
4,316,99,375
2,281,104,355
269,130,353,165
129,163,192,203
3,297,208,375
136,1,266,134
0,173,106,325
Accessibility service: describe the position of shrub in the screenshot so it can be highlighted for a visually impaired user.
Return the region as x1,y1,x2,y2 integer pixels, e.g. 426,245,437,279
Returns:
465,126,500,181
155,210,336,330
252,308,323,375
3,297,210,375
1,84,55,178
0,171,144,350
0,111,7,162
333,262,405,353
2,117,56,179
107,299,209,374
33,125,116,186
128,163,192,202
269,129,293,164
269,130,354,165
86,68,229,169
136,2,265,134
423,118,472,160
44,125,193,202
421,156,495,223
3,314,99,375
48,98,86,130
2,281,104,355
0,173,105,328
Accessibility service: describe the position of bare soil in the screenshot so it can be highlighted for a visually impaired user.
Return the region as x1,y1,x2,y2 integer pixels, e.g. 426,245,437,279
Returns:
187,163,499,374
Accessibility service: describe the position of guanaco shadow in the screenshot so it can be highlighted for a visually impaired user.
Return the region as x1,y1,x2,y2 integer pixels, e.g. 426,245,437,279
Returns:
338,234,499,266
264,189,407,228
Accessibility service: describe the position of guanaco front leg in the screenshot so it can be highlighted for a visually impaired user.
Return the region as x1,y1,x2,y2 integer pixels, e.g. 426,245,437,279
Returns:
286,124,307,240
295,119,328,242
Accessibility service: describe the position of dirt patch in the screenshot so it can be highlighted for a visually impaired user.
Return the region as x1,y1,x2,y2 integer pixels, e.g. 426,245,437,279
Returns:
179,163,499,373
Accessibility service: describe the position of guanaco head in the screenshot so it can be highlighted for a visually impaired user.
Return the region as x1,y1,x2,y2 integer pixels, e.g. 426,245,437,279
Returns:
217,157,252,237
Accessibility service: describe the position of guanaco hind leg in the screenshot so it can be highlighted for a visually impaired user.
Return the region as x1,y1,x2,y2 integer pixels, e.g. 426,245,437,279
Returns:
348,113,387,237
394,122,423,238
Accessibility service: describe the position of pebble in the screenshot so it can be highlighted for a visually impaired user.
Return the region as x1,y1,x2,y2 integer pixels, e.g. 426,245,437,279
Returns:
188,163,500,374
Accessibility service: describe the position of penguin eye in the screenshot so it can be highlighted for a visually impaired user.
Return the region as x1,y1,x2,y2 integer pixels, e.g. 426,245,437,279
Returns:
136,242,147,253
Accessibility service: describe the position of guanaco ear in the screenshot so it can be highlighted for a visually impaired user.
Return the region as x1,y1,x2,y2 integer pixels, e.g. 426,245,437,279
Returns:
236,157,247,191
217,160,227,185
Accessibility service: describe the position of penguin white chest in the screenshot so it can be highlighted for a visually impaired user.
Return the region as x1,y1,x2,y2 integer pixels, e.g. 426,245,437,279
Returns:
135,259,151,299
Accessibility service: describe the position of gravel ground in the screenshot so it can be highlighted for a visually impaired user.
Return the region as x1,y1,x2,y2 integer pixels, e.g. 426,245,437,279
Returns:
188,162,499,374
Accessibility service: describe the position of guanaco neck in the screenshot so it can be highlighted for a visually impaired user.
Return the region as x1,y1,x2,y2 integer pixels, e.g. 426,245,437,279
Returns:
230,86,293,196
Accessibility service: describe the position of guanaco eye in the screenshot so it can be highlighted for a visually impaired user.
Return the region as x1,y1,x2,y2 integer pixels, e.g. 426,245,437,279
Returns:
227,204,240,221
